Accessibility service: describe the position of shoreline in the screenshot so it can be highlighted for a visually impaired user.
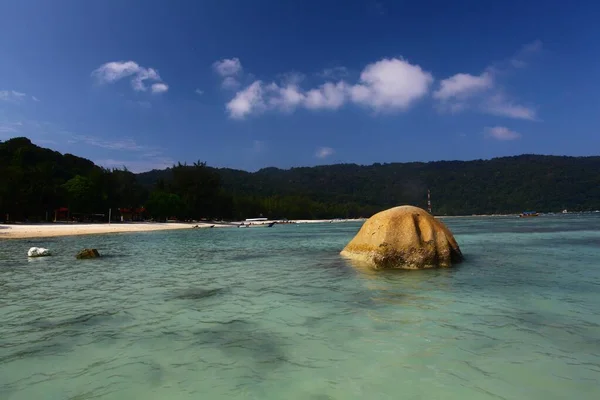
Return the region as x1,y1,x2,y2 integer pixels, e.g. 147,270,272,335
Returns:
0,219,364,239
0,222,222,240
0,213,590,239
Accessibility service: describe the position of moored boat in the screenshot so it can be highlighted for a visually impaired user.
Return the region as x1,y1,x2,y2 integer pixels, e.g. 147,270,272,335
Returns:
519,211,539,218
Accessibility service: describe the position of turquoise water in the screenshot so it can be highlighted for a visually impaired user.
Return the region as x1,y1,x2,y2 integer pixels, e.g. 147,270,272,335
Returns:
1,216,600,399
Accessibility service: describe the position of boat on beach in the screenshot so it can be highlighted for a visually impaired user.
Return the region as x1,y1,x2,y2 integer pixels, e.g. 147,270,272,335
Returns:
519,211,539,218
238,221,276,228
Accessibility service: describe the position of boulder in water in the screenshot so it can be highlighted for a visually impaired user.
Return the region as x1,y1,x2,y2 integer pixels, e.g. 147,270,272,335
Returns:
341,205,463,270
27,247,51,257
76,249,100,259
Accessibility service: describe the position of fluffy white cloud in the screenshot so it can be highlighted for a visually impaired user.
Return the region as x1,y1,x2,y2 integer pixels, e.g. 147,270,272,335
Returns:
131,68,160,91
195,89,204,95
305,82,347,110
315,146,334,159
0,90,27,103
349,58,433,111
485,126,521,141
213,58,244,90
267,83,306,111
433,72,493,100
92,61,140,82
92,61,168,93
151,83,169,94
226,57,432,118
226,81,265,119
213,58,242,77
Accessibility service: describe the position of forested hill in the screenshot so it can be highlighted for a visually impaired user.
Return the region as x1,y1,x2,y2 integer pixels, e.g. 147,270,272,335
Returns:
2,137,600,222
139,155,600,215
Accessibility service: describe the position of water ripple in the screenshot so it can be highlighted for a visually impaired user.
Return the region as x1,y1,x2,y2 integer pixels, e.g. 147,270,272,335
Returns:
1,217,600,399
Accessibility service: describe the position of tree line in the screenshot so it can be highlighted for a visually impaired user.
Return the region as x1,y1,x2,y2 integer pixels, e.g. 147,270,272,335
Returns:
2,137,600,222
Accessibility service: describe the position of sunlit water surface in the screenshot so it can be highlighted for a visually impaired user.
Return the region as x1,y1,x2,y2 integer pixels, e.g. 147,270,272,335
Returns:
1,216,600,399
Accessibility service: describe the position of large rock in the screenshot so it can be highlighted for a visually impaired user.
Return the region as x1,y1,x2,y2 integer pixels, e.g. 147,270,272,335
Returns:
28,247,51,257
76,249,100,259
341,206,463,269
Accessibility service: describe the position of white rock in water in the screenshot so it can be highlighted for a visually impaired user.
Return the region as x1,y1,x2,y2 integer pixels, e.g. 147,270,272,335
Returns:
27,247,51,257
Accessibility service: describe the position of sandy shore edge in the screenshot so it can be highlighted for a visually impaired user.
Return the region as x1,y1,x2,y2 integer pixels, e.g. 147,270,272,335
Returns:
0,222,221,239
0,219,364,239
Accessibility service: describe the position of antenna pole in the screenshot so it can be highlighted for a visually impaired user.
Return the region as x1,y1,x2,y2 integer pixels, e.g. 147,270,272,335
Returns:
427,189,432,214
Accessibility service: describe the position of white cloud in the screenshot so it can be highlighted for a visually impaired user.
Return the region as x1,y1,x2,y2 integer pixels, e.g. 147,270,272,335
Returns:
349,58,433,111
92,61,168,93
434,41,540,119
0,90,27,103
485,126,521,141
315,147,334,159
221,76,240,90
32,96,40,102
226,81,265,119
92,61,140,82
483,94,536,120
305,82,347,110
130,67,160,91
213,58,244,90
195,89,204,95
151,83,169,94
267,83,307,111
213,58,242,77
433,72,493,100
225,57,432,118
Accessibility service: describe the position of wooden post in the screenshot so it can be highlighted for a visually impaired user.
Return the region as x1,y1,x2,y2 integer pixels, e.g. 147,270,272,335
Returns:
108,208,112,224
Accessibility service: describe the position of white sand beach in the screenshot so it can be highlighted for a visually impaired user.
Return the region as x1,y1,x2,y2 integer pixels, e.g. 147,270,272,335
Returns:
0,222,222,239
0,218,365,239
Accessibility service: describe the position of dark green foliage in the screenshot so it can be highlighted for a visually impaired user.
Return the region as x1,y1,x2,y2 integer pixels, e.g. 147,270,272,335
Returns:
145,191,184,221
0,138,146,221
2,137,600,222
141,155,600,217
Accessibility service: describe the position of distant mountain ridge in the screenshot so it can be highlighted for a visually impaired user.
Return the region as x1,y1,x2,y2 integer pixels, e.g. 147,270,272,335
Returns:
138,154,600,215
2,137,600,219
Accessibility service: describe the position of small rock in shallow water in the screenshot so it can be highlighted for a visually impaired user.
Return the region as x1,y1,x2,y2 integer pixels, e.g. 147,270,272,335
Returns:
27,247,51,257
76,249,100,259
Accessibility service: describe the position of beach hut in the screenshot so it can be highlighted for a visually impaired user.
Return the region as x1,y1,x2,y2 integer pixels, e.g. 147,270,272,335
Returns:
118,207,147,222
54,207,69,222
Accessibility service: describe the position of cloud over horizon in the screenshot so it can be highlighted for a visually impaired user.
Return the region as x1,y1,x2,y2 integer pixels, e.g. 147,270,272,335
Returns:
315,146,334,159
485,126,521,140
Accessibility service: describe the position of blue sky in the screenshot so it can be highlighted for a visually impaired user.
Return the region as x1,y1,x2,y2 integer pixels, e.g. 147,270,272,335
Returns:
1,0,599,172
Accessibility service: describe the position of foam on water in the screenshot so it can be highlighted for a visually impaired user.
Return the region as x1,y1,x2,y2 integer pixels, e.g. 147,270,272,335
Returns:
1,216,600,399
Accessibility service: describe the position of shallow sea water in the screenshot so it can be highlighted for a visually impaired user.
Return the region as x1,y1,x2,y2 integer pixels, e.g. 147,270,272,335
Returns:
1,216,600,399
